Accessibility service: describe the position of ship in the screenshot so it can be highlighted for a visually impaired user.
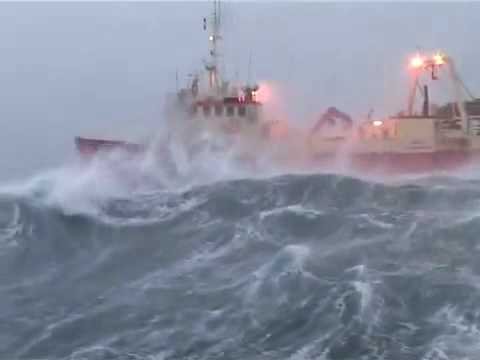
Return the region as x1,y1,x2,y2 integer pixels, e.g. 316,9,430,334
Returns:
75,3,480,176
306,52,480,175
75,1,273,166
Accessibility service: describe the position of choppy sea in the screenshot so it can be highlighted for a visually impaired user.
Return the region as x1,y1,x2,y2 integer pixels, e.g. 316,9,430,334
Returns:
2,146,480,360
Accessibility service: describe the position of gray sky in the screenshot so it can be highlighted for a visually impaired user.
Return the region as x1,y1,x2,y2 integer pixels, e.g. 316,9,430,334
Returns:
0,2,478,181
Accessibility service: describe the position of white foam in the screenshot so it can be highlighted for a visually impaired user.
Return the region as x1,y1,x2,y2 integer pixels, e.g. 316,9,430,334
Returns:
425,305,480,359
243,244,313,305
259,204,324,221
0,132,258,219
0,155,134,217
0,202,21,251
352,280,373,316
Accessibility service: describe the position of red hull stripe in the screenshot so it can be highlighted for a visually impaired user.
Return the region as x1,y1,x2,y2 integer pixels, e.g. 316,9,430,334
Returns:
74,136,480,175
312,151,480,174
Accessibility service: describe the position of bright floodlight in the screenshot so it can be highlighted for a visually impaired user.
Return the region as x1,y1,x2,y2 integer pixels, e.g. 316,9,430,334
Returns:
433,53,445,65
410,55,424,69
373,120,383,127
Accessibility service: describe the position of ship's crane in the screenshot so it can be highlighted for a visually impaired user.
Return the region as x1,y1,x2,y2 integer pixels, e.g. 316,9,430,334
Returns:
311,107,353,134
407,51,475,134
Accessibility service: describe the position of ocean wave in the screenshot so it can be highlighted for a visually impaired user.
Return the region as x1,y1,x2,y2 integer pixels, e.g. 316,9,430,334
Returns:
2,162,480,359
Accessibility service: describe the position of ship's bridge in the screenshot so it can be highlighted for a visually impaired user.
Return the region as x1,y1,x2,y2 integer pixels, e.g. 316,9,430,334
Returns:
191,95,261,121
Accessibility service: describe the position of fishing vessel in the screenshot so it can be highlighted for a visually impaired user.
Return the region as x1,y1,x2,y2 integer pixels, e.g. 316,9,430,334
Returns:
74,2,480,176
75,1,271,163
307,51,480,174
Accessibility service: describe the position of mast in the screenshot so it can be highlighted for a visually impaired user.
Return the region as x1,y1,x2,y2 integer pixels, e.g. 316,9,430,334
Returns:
408,52,470,134
445,57,469,134
205,0,222,93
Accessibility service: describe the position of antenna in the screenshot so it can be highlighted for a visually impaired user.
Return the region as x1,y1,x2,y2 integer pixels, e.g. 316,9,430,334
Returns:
175,69,179,93
247,51,252,84
367,108,374,120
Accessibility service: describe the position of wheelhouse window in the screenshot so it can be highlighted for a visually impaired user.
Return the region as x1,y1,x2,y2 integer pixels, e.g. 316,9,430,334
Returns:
226,106,235,117
215,104,223,116
238,106,246,117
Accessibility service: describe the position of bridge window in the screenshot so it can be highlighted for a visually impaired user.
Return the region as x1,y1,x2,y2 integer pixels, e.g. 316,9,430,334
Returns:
215,104,223,116
226,106,234,117
238,106,246,117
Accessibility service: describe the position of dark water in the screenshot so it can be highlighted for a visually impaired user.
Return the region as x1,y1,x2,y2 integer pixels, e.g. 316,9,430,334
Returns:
2,160,480,359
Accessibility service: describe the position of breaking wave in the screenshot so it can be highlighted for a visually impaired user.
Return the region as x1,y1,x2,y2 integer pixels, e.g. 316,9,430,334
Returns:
2,145,480,359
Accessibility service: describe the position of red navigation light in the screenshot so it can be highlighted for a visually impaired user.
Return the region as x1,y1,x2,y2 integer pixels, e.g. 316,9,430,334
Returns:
254,82,272,103
410,55,425,69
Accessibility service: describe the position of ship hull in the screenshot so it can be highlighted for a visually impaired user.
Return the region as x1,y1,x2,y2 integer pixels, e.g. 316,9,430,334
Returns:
74,137,480,176
75,137,146,157
311,150,480,175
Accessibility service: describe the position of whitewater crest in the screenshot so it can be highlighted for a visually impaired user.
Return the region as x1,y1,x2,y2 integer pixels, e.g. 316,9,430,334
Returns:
0,137,276,220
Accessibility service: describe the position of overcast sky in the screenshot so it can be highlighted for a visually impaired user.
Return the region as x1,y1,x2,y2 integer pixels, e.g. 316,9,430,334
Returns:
0,2,478,181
